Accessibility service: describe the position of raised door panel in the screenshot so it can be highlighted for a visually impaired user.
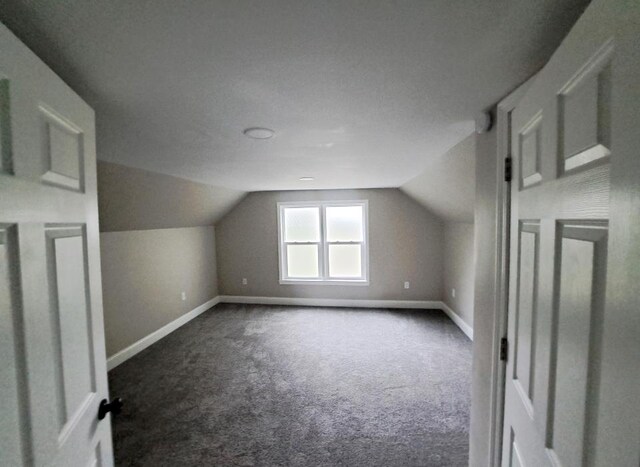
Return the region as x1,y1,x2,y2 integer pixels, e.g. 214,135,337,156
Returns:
547,222,607,467
0,79,12,175
519,114,543,189
558,43,612,175
40,106,84,192
88,444,104,467
45,226,97,442
513,222,540,413
0,225,27,466
507,430,525,467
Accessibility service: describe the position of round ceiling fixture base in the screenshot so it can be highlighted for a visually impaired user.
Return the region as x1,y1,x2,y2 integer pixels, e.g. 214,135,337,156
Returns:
243,127,275,139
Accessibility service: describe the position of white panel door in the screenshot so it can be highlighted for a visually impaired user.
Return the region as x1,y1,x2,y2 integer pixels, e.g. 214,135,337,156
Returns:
502,0,640,465
0,23,114,467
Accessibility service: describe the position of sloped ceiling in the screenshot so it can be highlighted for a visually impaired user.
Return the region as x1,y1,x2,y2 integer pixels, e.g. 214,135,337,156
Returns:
0,0,589,192
400,134,476,223
97,161,245,232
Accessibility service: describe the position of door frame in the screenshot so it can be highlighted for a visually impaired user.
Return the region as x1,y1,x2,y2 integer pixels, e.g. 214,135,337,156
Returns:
486,77,533,466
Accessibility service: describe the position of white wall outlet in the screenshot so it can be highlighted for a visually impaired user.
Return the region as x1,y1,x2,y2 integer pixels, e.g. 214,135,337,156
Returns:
242,278,248,285
181,291,186,301
452,288,456,298
404,281,410,289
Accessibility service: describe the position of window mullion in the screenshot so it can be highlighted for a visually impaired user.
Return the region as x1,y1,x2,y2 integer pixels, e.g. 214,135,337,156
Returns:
320,205,328,280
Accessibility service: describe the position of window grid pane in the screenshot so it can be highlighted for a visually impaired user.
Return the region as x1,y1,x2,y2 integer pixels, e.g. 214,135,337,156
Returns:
279,202,367,283
328,244,362,278
325,206,363,242
284,207,320,242
286,244,320,278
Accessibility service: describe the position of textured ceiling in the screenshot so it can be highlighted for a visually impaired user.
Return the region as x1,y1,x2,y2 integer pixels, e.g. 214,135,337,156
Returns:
0,0,589,191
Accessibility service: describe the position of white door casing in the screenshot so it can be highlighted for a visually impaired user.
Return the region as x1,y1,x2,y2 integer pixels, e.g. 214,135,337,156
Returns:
501,0,640,466
0,23,114,467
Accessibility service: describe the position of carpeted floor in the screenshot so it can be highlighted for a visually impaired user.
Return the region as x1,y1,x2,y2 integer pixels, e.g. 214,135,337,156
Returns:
108,304,472,466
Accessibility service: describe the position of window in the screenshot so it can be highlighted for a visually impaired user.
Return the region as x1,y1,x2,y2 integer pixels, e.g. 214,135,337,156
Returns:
278,200,369,285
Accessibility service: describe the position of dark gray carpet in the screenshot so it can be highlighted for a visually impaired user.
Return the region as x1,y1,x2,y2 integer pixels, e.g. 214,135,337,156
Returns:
108,304,472,466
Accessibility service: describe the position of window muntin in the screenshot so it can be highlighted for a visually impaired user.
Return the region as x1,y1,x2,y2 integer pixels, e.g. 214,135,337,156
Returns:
278,201,369,284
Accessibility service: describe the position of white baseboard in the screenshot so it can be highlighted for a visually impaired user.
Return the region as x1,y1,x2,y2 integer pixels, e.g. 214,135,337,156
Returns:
440,301,474,340
221,295,472,339
108,295,472,371
107,296,221,371
219,295,441,310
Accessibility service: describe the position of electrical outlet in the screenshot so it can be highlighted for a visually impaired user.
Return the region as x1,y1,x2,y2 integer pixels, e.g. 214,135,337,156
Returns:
452,288,456,298
181,291,186,301
242,278,248,285
404,281,410,289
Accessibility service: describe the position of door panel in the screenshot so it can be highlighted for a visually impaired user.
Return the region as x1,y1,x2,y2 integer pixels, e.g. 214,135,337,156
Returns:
513,222,540,412
547,223,607,466
501,0,639,465
40,105,85,192
507,429,525,467
0,79,11,174
45,227,96,433
0,23,113,467
557,44,612,174
518,114,543,189
0,224,27,464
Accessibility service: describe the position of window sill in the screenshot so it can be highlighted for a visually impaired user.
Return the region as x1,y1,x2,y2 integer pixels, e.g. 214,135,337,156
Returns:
279,279,370,286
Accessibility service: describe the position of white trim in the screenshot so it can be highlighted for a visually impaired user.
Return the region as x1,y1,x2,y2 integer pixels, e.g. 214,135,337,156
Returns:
279,279,370,286
485,77,535,466
219,295,473,339
440,302,474,340
106,295,474,372
106,296,221,371
220,295,438,309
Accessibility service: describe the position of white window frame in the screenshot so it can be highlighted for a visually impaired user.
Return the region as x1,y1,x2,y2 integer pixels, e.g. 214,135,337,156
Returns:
277,200,369,286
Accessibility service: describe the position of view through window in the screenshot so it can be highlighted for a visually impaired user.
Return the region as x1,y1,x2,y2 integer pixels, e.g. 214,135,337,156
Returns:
278,201,369,284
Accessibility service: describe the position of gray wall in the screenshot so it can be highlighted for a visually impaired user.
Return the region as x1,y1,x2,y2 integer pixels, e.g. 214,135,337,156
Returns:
216,188,444,301
98,160,245,232
401,134,476,222
98,163,231,358
101,227,218,357
443,222,475,327
469,128,498,466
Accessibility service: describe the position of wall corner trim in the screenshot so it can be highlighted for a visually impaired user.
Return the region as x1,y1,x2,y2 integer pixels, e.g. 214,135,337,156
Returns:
107,296,221,371
440,301,474,340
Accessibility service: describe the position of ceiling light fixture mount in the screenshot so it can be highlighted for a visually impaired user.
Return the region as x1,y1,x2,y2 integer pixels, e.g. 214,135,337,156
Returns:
243,127,275,139
299,177,315,181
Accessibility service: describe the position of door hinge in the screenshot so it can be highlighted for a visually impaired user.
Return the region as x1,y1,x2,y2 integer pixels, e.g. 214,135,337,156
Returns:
500,337,509,361
504,157,512,182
